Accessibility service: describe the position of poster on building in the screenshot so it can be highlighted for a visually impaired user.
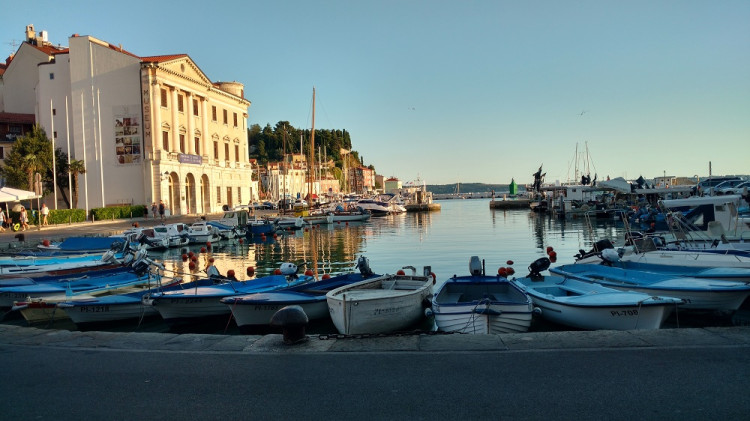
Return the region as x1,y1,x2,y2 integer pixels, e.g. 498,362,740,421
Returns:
114,114,142,165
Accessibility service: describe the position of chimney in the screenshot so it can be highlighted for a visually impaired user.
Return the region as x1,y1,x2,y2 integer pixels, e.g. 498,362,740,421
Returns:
25,24,36,42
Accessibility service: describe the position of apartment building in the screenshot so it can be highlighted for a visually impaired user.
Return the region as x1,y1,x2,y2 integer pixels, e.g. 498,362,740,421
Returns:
1,25,255,214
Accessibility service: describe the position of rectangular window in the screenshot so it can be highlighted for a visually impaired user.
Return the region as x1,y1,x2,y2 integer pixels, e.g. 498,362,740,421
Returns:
193,99,199,116
52,109,56,116
177,95,184,112
162,131,169,151
54,131,57,138
223,109,228,125
179,134,185,153
212,106,217,121
194,137,200,155
233,112,238,127
216,186,221,203
161,89,168,107
237,187,242,205
226,187,233,207
213,141,219,159
235,145,239,163
224,143,229,162
49,73,54,80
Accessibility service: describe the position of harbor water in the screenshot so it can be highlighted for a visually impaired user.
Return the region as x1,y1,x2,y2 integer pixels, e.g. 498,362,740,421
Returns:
3,199,744,334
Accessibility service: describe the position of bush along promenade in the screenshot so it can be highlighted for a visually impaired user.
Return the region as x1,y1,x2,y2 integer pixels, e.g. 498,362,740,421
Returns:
4,205,147,232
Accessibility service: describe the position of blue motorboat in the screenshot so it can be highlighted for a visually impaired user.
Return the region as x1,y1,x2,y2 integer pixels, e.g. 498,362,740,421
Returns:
430,256,534,334
145,263,315,323
60,277,225,326
222,256,382,331
550,263,750,312
33,236,131,255
1,269,153,309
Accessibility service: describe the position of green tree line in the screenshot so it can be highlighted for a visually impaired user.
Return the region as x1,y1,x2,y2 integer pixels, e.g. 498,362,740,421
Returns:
248,122,366,170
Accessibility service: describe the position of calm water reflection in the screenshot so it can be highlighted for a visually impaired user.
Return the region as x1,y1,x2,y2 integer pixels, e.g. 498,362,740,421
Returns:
153,199,626,284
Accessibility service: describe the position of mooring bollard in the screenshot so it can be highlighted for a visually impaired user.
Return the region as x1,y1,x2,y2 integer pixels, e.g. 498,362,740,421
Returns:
270,305,309,345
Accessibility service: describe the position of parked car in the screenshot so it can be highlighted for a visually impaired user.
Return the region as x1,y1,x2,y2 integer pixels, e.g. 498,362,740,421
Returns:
261,201,278,210
692,177,742,195
716,180,750,196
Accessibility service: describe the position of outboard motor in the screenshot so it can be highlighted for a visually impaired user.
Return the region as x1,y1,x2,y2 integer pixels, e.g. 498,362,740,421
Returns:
527,257,551,279
356,256,373,277
469,256,482,276
600,248,623,265
206,265,221,278
279,263,298,276
131,259,151,277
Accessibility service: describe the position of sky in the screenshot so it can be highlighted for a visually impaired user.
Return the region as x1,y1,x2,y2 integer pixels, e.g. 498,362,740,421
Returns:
2,0,749,185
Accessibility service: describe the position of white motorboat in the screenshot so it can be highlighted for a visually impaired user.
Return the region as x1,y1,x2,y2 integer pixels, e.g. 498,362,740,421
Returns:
187,221,222,244
513,258,683,330
326,265,434,335
120,227,170,250
152,223,190,248
431,256,534,334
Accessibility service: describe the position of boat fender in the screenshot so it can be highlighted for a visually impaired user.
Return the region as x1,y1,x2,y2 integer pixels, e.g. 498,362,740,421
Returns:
533,307,542,316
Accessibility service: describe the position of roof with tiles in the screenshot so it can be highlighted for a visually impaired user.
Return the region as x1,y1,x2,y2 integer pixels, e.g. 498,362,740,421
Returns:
0,112,35,124
141,54,188,63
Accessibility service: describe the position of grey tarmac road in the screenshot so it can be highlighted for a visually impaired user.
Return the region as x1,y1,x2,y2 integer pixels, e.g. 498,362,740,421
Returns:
1,328,748,421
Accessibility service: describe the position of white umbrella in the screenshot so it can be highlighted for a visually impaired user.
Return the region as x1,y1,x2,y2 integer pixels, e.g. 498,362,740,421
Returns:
0,186,39,203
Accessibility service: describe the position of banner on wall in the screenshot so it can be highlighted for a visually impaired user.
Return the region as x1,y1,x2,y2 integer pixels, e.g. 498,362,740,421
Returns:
114,111,142,165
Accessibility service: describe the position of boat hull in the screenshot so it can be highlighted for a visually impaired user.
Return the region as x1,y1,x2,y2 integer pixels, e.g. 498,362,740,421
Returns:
432,276,533,334
326,275,433,335
513,276,683,330
227,294,329,329
551,265,750,312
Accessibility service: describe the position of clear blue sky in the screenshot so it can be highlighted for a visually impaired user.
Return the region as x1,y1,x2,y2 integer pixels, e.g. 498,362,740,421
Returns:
3,1,748,185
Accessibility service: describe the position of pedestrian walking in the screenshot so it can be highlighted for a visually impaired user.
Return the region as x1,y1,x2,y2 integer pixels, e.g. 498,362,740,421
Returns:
0,206,6,233
151,202,158,219
41,203,49,226
158,200,165,221
20,207,29,231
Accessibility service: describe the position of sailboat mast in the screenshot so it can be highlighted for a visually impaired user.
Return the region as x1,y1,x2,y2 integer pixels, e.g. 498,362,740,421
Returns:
282,124,287,213
309,87,316,204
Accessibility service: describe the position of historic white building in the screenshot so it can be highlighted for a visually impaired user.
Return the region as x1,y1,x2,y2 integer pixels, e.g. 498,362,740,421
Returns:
1,25,257,215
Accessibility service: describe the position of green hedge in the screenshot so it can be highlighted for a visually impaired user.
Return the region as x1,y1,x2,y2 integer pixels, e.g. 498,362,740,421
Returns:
7,208,88,226
90,205,146,221
5,205,144,228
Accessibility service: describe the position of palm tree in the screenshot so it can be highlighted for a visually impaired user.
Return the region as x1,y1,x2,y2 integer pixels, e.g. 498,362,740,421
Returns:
21,153,43,191
68,159,86,209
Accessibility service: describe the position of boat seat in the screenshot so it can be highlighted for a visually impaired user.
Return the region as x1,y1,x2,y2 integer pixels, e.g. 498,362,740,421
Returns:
556,284,595,296
458,293,496,302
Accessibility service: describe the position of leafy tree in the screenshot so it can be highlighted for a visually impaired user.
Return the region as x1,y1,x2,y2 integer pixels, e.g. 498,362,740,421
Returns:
69,159,86,209
0,125,54,191
54,148,71,208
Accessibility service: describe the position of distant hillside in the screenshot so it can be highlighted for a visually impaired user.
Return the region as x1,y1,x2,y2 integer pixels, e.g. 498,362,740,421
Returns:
426,183,527,194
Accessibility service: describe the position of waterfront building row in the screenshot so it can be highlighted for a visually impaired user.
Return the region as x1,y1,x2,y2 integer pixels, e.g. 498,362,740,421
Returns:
0,25,258,215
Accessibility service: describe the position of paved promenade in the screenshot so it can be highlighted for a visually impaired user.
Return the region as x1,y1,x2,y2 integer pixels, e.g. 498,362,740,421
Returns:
1,323,748,353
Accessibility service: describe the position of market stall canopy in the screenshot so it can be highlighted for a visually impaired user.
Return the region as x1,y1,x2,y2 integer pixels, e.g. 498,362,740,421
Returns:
0,186,40,203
